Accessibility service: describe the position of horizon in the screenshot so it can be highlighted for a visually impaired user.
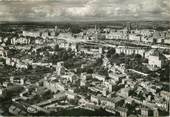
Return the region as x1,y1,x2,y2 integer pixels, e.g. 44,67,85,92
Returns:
0,20,170,23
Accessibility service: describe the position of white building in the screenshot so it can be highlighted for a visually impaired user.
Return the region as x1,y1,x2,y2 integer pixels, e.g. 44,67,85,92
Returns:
0,47,7,57
146,49,167,68
115,46,145,57
105,31,127,40
23,30,41,37
164,38,170,44
129,34,141,41
66,91,77,100
11,37,30,45
92,74,106,81
44,81,66,92
120,88,130,97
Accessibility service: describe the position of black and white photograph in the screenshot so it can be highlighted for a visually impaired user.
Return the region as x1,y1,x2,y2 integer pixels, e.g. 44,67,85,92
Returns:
0,0,170,116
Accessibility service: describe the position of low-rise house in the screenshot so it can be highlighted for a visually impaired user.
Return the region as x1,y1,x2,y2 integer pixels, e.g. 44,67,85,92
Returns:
129,34,141,41
100,96,123,109
80,73,92,81
160,91,170,101
90,95,100,104
0,47,7,57
65,91,77,100
34,38,44,45
0,86,4,95
155,99,169,111
83,103,101,111
164,39,170,44
141,107,149,117
146,49,167,68
116,106,128,117
53,92,66,99
23,30,40,37
11,37,30,45
92,74,106,81
44,80,66,93
115,46,145,57
120,88,130,97
9,104,27,116
109,72,126,82
105,31,127,40
16,62,28,69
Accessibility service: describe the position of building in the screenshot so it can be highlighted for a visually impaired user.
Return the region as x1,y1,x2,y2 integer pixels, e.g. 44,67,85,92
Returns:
160,91,170,101
102,56,110,68
147,49,167,68
53,92,66,99
0,47,7,57
20,78,25,85
153,108,159,117
16,62,28,69
44,80,66,93
151,31,162,44
116,107,128,117
109,72,126,82
120,88,130,97
115,46,146,57
100,96,123,109
129,34,141,41
10,76,14,84
11,37,30,45
23,30,40,37
107,82,115,92
141,108,148,117
80,73,92,81
34,38,44,44
0,86,3,95
164,38,170,44
90,95,100,105
80,80,86,86
65,91,77,100
9,104,27,116
133,29,152,37
56,62,65,76
79,45,102,58
105,31,127,40
92,74,106,81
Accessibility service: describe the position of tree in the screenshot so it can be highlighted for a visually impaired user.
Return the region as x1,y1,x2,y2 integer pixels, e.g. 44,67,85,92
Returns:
54,44,59,51
95,58,103,65
70,25,82,34
107,48,116,58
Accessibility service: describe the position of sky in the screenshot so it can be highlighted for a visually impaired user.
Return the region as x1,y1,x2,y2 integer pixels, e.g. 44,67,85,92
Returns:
0,0,170,22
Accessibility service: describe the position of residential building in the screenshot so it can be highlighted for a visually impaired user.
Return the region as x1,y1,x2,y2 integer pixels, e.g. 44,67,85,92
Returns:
11,37,30,45
0,47,7,57
146,49,167,68
116,107,128,117
129,34,141,41
120,88,130,97
160,91,170,101
23,30,40,37
91,95,100,105
65,91,77,100
92,74,106,81
141,108,148,117
115,46,146,57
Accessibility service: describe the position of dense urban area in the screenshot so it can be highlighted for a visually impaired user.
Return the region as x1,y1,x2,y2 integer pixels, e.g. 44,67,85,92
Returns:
0,21,170,116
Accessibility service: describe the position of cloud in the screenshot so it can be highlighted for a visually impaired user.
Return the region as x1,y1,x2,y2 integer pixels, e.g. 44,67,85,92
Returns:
0,0,169,21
